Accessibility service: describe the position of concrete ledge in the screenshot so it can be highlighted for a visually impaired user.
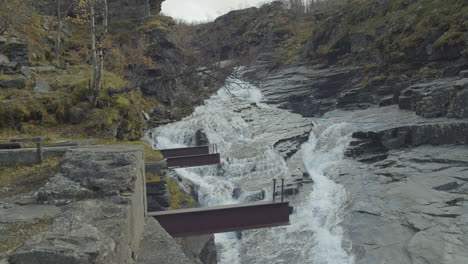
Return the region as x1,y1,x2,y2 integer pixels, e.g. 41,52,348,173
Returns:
0,147,69,165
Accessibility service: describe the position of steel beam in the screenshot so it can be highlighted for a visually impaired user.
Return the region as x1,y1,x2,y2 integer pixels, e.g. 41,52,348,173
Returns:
166,153,220,168
149,201,290,237
160,146,210,158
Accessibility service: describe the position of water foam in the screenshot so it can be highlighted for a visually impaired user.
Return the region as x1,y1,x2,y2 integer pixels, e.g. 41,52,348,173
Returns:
147,78,354,264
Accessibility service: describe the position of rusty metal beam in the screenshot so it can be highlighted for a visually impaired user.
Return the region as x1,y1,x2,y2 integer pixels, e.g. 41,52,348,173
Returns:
148,201,290,237
166,153,220,168
160,146,210,158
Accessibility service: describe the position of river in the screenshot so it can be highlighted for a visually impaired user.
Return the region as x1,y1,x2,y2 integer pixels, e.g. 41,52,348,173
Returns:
147,76,355,264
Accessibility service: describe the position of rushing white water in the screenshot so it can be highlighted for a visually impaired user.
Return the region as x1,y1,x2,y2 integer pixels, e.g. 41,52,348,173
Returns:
300,122,355,264
147,77,354,264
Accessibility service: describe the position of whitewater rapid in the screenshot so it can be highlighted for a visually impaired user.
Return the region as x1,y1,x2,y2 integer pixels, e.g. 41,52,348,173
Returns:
147,77,355,264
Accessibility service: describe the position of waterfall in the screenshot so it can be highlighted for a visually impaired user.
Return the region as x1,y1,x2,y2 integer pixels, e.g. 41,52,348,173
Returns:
147,77,354,264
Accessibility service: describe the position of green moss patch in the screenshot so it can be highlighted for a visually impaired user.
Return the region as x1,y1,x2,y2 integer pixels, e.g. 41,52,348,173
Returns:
98,139,163,161
146,172,161,183
433,31,465,48
167,178,195,210
136,15,174,33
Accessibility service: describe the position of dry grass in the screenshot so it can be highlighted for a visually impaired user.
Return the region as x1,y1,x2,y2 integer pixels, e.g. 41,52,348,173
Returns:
0,217,52,253
97,139,163,161
0,158,60,199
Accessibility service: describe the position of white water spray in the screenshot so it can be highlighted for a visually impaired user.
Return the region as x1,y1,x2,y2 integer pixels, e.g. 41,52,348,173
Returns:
148,77,354,264
300,122,355,264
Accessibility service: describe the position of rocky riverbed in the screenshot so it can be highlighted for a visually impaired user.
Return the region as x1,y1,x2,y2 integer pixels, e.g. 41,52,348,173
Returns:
251,62,468,264
320,106,468,264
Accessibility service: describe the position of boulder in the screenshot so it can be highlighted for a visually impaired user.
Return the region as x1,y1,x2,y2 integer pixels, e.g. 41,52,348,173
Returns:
0,54,9,64
33,78,52,93
447,90,468,118
0,36,30,65
20,66,32,79
195,129,209,146
37,173,95,204
0,61,19,74
30,66,56,74
244,190,266,202
59,147,141,196
0,78,26,89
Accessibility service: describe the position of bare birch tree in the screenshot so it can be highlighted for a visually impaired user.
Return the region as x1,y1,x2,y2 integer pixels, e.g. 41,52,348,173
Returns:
54,0,74,60
82,0,108,106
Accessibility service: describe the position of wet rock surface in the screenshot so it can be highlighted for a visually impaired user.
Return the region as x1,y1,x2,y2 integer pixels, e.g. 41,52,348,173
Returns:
136,218,193,264
336,145,468,264
398,77,468,118
255,63,360,117
322,105,468,264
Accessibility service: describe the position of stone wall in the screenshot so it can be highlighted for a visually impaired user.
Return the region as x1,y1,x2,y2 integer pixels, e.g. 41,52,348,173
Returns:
2,145,192,264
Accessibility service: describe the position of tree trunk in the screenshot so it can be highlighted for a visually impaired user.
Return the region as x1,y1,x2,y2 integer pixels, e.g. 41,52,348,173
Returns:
89,0,98,106
145,0,151,16
90,0,108,107
54,0,61,61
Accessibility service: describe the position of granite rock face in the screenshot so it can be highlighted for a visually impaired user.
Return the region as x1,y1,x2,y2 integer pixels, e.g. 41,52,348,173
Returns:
254,63,359,117
108,0,165,23
0,36,30,66
58,149,141,196
398,77,468,118
336,145,468,264
316,105,468,264
177,235,218,264
136,218,193,264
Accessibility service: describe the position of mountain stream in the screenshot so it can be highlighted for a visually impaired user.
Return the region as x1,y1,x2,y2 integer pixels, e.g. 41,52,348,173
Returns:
147,77,355,264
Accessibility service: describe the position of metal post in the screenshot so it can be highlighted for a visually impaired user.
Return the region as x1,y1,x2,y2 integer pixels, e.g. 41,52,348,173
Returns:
272,179,277,202
281,179,285,202
36,142,43,164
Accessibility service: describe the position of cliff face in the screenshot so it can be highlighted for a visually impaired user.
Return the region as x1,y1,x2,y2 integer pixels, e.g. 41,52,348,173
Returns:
193,0,467,118
108,0,165,23
32,0,166,23
195,0,467,68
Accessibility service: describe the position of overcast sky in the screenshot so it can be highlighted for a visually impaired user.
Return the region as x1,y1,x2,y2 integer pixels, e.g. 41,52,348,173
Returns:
162,0,273,23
